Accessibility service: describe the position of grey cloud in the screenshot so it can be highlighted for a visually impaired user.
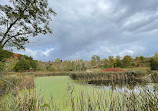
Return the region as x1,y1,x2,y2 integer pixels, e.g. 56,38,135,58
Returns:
8,0,158,61
109,0,158,32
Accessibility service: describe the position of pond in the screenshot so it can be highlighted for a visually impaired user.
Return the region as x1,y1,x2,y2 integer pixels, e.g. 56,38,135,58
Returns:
35,76,111,110
35,76,103,102
87,79,158,93
35,76,158,110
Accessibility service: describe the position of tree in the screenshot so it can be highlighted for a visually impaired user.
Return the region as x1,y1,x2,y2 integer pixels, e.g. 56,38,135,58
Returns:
115,56,122,68
0,49,13,62
103,59,111,69
91,55,100,67
139,56,145,61
108,56,115,68
55,58,62,63
81,62,87,71
122,55,133,68
0,0,56,49
135,57,142,67
134,56,150,67
91,55,100,62
14,59,30,72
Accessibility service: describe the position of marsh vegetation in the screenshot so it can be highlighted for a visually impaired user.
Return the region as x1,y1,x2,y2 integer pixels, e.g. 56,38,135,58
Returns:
0,75,158,111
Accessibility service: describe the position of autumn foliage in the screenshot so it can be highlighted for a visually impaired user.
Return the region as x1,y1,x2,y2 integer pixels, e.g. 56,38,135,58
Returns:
102,68,125,72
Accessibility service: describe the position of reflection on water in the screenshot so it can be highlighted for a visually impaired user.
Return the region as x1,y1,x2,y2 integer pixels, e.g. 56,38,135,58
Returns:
87,79,158,93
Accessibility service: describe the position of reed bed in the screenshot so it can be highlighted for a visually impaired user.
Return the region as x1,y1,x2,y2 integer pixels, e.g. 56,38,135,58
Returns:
70,71,148,81
0,75,34,97
0,90,60,111
67,85,158,111
1,84,158,111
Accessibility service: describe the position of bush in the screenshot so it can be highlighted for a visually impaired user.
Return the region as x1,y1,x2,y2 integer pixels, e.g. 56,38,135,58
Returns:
14,59,30,72
30,60,37,71
36,62,47,71
150,57,158,70
70,74,76,80
46,64,56,71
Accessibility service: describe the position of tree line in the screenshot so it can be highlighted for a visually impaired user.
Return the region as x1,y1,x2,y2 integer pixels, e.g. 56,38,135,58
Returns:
91,55,150,69
37,54,158,72
1,49,158,72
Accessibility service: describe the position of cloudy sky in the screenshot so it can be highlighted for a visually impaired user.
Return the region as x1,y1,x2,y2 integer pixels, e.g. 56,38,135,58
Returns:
3,0,158,61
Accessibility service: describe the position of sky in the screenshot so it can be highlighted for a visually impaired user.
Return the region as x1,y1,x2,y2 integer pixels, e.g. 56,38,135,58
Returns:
2,0,158,61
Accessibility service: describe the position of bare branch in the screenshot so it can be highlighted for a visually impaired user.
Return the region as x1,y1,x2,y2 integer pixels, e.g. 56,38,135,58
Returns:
0,18,19,46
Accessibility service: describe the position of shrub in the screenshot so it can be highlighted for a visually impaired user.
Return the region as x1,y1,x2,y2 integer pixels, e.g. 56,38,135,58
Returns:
14,59,30,72
30,60,37,71
36,62,47,71
70,74,76,80
102,68,125,72
46,64,56,71
150,57,158,70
